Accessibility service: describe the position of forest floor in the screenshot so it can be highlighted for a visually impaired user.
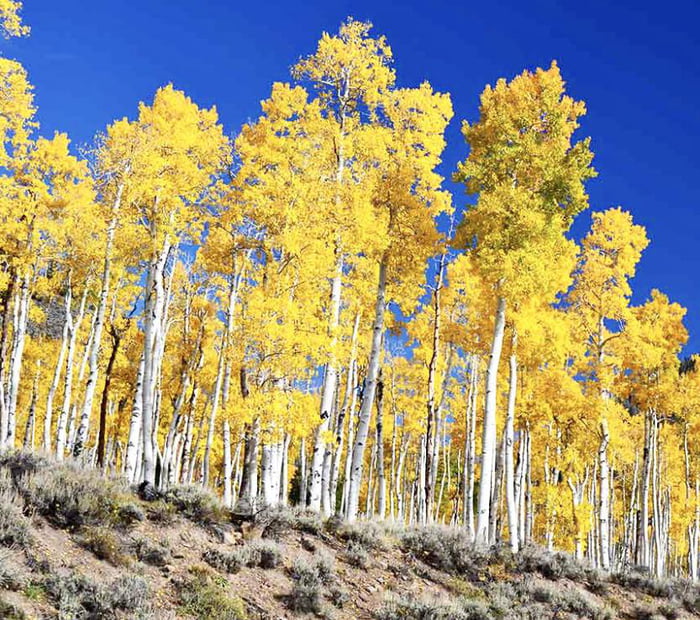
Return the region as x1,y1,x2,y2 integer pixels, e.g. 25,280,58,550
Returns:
0,451,697,619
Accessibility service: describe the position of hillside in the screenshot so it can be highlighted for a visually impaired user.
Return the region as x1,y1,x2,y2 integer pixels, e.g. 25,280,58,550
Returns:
0,453,696,620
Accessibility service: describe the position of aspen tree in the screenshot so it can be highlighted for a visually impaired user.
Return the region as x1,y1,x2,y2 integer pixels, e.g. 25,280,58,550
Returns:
455,62,594,544
568,207,648,568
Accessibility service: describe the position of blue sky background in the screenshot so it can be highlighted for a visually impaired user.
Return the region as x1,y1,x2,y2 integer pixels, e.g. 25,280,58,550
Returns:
5,0,699,351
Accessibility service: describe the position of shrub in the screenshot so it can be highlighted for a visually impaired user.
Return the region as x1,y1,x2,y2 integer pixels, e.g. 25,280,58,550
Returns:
203,547,248,574
400,525,492,577
288,553,335,614
0,598,25,620
288,560,323,614
203,539,282,573
517,545,587,581
337,520,387,550
312,550,335,583
43,571,149,618
524,581,614,620
76,526,130,566
0,550,27,591
630,606,664,620
486,582,517,616
164,485,226,525
177,565,246,620
109,575,150,613
375,595,488,620
0,451,47,486
246,539,283,569
146,500,178,525
329,584,349,608
24,464,128,529
344,540,370,568
0,480,30,548
657,602,681,619
258,505,323,539
116,502,145,527
132,536,170,567
611,570,679,599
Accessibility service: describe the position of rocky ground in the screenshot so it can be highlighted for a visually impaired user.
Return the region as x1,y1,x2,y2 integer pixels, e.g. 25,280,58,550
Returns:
0,451,697,619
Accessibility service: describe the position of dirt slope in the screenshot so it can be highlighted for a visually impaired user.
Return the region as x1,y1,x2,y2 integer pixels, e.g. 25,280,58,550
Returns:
0,453,698,620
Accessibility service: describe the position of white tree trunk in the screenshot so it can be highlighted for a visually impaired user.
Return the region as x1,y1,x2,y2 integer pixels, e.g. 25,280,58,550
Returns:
375,369,386,519
424,254,445,523
73,184,123,456
280,434,290,505
23,361,41,450
309,256,343,512
235,416,259,512
180,384,199,484
55,282,89,460
330,321,358,514
599,418,611,570
299,437,307,506
4,273,30,448
505,334,519,553
476,296,506,544
67,307,98,452
464,354,478,538
346,258,387,522
141,234,172,485
125,356,145,483
203,267,242,485
44,284,71,452
223,420,233,508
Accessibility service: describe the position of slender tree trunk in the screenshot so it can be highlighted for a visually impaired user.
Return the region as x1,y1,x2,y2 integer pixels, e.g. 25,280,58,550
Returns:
141,231,172,486
309,255,343,512
67,307,98,452
179,383,199,484
396,435,408,522
490,432,506,545
97,329,120,468
476,296,507,544
299,437,307,507
125,356,145,483
424,254,445,523
280,434,290,506
465,354,478,538
599,418,611,570
375,368,386,519
44,284,70,452
56,281,89,459
23,361,41,450
346,258,387,522
4,273,30,447
505,332,519,552
236,416,259,512
568,470,589,561
524,426,533,545
321,372,340,515
74,183,124,456
203,268,241,485
330,320,358,513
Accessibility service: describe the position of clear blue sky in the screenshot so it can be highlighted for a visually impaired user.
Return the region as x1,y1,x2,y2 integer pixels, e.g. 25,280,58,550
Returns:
6,0,699,351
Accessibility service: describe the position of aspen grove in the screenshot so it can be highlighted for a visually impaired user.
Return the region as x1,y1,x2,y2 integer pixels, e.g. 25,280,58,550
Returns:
2,7,700,581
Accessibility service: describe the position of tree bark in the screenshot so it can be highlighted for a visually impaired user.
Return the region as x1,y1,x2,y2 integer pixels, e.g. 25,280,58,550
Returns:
504,331,519,552
140,231,172,485
74,182,124,456
309,255,343,513
476,296,507,544
424,253,445,523
97,327,120,468
346,257,387,522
